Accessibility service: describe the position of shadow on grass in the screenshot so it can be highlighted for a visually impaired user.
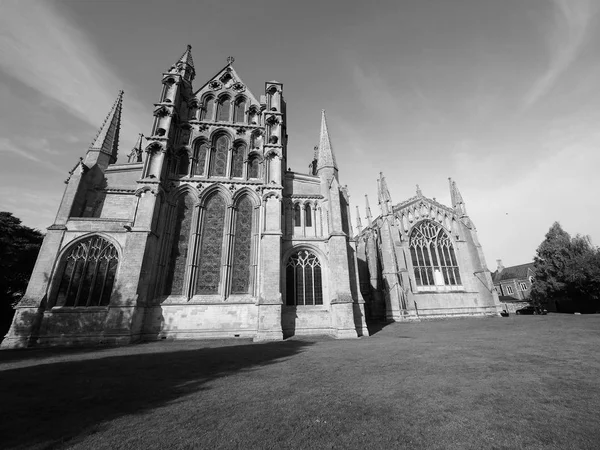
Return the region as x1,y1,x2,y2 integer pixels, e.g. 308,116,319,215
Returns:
0,340,312,449
366,320,391,336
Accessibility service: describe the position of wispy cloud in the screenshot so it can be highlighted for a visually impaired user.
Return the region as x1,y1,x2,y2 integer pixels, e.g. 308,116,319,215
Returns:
524,0,594,108
0,137,64,173
0,1,148,144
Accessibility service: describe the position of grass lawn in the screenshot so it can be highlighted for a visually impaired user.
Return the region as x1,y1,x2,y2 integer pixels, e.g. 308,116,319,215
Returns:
1,314,600,450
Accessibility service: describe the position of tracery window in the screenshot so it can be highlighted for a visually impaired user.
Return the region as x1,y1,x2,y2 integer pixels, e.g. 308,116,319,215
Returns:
231,142,245,178
409,220,461,287
194,140,209,176
294,204,301,227
164,193,194,295
217,96,231,122
234,97,246,123
210,135,228,177
305,204,312,227
53,236,118,307
248,156,259,179
195,194,226,294
201,96,214,121
285,250,323,306
231,196,253,294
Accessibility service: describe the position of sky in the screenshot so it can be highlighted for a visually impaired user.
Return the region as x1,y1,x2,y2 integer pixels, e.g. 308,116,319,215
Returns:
0,0,599,269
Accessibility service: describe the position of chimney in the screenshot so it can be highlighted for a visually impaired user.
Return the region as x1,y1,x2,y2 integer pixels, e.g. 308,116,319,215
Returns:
496,259,504,272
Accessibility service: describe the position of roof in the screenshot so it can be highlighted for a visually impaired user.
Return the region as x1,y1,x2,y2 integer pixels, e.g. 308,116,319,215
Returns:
492,263,534,283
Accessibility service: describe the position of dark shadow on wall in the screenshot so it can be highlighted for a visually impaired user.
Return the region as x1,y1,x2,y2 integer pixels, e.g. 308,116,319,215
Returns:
281,305,297,339
0,339,312,449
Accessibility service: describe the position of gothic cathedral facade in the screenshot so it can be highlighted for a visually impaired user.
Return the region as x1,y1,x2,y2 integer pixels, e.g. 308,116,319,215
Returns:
2,46,499,348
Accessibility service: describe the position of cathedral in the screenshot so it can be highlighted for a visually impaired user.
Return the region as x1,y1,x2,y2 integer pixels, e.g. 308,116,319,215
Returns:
2,46,500,348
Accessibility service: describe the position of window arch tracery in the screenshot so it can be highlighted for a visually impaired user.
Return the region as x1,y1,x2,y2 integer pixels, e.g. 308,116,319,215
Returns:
285,250,323,305
53,236,119,307
409,220,461,287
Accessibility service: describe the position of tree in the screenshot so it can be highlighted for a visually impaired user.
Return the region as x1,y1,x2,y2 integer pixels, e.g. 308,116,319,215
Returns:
0,212,44,335
531,222,600,313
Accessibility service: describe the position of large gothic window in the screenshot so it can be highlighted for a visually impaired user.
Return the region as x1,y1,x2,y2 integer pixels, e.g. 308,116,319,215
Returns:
231,142,245,178
234,97,246,123
210,135,228,177
201,96,214,121
53,236,119,307
194,140,209,176
286,250,323,306
231,196,253,294
195,194,226,294
164,193,194,295
217,96,231,122
409,221,462,287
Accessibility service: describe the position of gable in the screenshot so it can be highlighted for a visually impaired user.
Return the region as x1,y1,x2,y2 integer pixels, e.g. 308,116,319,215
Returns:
194,64,261,108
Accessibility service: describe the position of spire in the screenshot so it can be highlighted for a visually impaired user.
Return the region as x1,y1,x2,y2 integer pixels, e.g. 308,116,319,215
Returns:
88,90,123,165
449,177,467,216
365,194,373,226
316,110,338,174
169,44,195,81
356,206,363,233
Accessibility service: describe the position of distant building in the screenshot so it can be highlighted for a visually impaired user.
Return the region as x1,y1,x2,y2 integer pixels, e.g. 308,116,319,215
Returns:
492,260,534,312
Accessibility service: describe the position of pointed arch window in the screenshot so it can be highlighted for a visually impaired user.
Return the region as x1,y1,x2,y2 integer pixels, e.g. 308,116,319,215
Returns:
231,196,254,294
286,250,323,305
164,193,194,295
194,140,209,176
409,220,462,288
231,142,245,178
217,96,231,122
248,156,259,179
294,204,301,227
177,150,190,176
201,96,215,121
53,236,119,307
195,194,226,294
234,97,246,123
305,204,312,227
211,135,229,177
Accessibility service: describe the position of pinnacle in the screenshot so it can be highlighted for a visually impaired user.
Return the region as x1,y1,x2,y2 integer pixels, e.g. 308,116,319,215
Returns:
316,109,337,171
178,44,195,68
89,90,123,164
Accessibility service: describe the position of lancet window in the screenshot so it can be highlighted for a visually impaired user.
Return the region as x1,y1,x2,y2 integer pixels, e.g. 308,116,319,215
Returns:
231,196,253,294
294,204,301,227
53,236,119,307
216,96,231,122
194,140,209,176
234,97,246,123
409,220,461,287
201,96,214,121
177,150,190,176
285,250,323,306
304,204,312,227
248,156,259,179
211,134,229,177
163,193,194,295
231,142,245,178
195,194,227,294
